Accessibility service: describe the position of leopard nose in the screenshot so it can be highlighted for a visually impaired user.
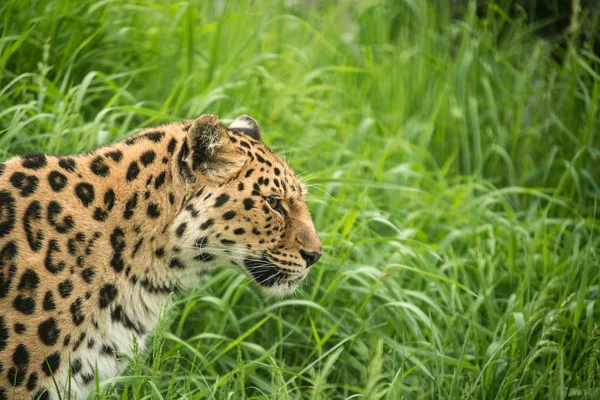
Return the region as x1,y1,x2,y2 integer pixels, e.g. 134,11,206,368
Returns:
299,249,322,268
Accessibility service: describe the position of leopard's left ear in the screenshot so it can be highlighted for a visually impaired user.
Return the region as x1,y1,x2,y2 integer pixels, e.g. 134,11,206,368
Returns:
229,115,261,142
185,114,244,179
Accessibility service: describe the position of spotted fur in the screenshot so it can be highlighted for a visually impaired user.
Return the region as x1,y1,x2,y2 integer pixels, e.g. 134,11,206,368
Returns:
0,114,322,399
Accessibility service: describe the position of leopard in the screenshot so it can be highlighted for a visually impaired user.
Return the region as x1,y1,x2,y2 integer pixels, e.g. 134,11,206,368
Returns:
0,114,322,399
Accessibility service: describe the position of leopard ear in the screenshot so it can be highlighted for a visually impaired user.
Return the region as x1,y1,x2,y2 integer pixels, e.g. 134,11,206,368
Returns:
186,114,243,178
229,115,261,142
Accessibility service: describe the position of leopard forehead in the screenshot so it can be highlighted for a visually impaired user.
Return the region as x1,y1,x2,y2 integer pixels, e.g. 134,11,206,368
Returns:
0,116,319,399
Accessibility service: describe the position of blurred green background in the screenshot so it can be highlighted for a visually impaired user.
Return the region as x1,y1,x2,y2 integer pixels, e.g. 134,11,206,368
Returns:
1,0,599,398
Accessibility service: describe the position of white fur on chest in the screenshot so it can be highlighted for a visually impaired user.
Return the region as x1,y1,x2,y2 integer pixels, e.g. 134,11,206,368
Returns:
52,284,168,399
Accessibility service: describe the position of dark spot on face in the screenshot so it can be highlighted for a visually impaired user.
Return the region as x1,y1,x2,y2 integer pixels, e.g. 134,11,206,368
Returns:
274,168,281,175
59,157,76,172
176,222,187,237
243,198,255,210
245,169,254,178
255,154,266,164
200,218,215,230
105,150,123,162
13,294,35,314
47,171,68,192
10,172,39,197
244,259,286,287
43,291,56,311
126,161,140,181
21,153,47,169
99,283,118,308
221,239,235,246
147,203,160,218
214,193,230,207
195,237,208,248
18,269,40,290
58,279,74,298
90,155,110,177
169,193,175,204
41,352,60,376
196,253,215,262
123,192,138,219
233,228,245,235
154,247,165,257
38,318,60,346
75,182,95,207
238,182,245,191
47,201,75,234
252,227,261,235
223,210,236,220
186,204,199,218
169,258,186,269
70,298,85,326
177,140,193,179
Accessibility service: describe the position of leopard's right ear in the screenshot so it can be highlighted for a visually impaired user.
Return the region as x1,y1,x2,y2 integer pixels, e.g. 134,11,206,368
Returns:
229,115,261,142
184,114,243,180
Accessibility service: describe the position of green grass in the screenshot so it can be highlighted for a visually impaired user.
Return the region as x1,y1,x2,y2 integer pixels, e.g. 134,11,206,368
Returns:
2,0,600,398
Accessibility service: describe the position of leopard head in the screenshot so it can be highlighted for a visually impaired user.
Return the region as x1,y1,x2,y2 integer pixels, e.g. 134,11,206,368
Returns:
170,114,322,295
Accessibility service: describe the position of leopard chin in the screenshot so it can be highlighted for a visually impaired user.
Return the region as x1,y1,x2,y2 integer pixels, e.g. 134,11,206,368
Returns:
243,258,306,296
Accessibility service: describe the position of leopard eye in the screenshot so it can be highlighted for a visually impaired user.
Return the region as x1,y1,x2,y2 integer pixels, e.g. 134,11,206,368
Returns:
265,196,284,214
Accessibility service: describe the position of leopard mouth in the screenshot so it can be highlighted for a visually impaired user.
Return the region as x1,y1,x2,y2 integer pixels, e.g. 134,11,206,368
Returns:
243,258,299,288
